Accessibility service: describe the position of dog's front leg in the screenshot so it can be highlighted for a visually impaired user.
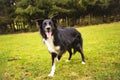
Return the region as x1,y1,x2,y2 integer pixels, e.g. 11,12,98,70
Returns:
48,52,58,77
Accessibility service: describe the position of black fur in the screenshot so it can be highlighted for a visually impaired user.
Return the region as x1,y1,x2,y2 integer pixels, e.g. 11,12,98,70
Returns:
38,18,85,62
37,17,85,76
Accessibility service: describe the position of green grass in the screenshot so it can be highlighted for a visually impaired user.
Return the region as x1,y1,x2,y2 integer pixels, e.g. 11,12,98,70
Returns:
0,22,120,80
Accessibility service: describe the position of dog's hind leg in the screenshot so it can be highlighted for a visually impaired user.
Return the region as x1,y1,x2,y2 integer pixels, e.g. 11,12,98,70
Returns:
79,48,85,64
66,49,72,62
57,50,65,61
77,44,85,64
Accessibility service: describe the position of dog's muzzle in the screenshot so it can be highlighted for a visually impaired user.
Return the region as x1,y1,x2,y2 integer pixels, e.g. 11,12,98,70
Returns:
46,27,51,32
45,26,52,38
45,25,52,32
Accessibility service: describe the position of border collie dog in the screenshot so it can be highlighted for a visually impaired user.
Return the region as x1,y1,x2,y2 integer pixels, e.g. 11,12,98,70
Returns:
37,17,85,77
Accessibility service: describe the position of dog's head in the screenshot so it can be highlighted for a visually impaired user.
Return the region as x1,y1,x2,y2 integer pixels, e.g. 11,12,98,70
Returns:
37,17,57,39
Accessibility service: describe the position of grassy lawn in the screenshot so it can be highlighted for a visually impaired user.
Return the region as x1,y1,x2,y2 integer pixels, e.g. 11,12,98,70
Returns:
0,22,120,80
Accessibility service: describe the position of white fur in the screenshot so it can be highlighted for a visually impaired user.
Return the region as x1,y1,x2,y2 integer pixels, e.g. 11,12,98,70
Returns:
66,60,70,62
48,63,55,77
43,36,60,54
48,57,58,77
43,36,60,77
82,61,85,64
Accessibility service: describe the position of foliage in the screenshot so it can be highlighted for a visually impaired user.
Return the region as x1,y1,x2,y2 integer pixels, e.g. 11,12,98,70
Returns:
0,22,120,80
0,0,120,33
15,0,120,18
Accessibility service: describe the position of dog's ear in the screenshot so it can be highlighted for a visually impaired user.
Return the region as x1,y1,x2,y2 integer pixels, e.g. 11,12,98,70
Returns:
50,15,57,22
50,16,57,27
37,19,44,27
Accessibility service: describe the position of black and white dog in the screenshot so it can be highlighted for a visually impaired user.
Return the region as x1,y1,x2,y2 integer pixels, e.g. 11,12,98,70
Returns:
37,17,85,77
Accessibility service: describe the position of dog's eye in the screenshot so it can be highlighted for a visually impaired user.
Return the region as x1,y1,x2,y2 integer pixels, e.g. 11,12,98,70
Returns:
43,22,47,26
49,22,52,25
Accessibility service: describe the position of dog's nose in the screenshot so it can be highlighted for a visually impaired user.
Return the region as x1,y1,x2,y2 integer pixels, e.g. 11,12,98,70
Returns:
46,27,51,32
47,27,50,31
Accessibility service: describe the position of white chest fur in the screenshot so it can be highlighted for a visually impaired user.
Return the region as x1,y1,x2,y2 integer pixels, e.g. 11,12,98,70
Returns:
43,36,60,54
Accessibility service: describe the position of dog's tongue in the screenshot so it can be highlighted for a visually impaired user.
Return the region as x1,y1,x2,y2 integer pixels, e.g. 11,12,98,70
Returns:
46,32,52,38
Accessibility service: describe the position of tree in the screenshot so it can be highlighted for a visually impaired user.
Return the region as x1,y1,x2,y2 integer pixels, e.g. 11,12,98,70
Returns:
0,0,16,33
0,0,120,33
108,0,120,15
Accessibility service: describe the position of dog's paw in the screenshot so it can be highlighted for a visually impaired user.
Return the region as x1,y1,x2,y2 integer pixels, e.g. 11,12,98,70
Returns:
66,60,70,62
81,61,85,64
48,73,54,77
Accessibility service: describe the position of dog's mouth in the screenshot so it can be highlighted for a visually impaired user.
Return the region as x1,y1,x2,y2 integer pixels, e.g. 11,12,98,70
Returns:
46,31,52,38
45,27,52,38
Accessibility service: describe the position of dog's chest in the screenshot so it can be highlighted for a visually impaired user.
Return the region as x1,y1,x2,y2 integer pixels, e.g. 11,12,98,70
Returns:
43,37,60,54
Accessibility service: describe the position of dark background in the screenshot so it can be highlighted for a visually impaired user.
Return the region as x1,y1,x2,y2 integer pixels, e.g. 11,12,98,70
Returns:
0,0,120,34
